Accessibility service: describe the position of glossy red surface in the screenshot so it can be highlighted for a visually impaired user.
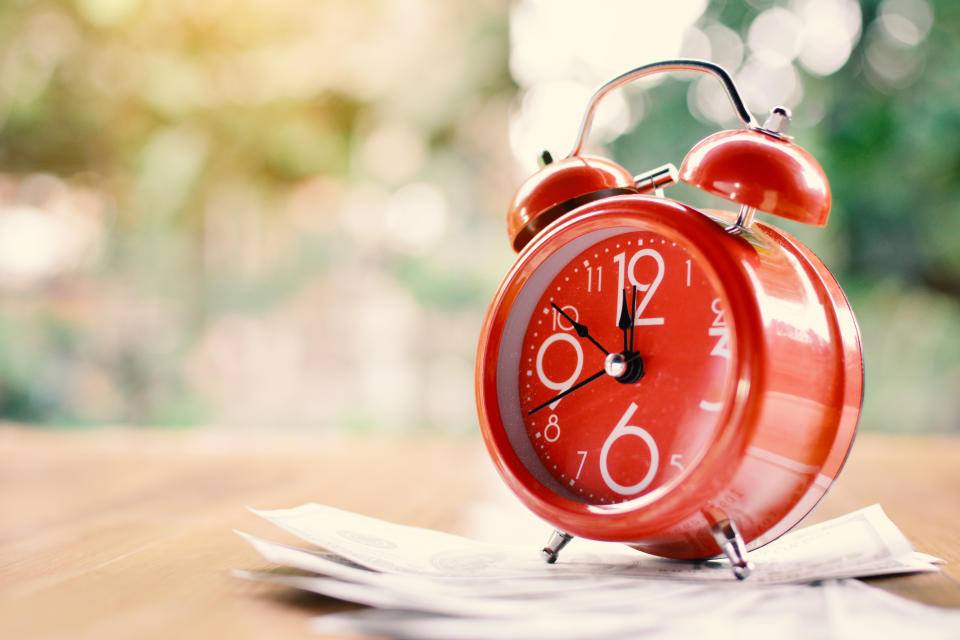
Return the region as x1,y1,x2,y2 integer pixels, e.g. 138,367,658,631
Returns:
507,155,636,252
476,196,862,559
679,130,831,227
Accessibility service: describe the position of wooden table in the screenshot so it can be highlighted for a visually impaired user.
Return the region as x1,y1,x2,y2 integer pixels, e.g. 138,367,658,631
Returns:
1,427,958,639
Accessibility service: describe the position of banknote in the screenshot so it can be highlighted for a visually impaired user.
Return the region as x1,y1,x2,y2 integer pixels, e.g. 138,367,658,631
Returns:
243,503,939,583
233,503,952,639
303,580,960,640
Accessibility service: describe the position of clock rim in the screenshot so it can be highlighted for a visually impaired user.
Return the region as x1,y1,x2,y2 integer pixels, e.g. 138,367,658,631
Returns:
476,195,767,541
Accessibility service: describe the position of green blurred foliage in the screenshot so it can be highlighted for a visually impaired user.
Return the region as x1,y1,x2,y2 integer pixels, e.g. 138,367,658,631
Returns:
610,0,960,433
0,0,956,433
0,0,514,430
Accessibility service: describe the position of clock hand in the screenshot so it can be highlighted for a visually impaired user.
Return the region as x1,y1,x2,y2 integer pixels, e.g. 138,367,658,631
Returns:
618,288,632,353
528,369,606,415
528,352,642,415
617,286,639,353
552,303,610,356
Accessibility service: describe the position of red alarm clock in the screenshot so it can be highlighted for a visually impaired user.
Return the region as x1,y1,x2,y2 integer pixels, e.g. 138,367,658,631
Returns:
475,60,862,579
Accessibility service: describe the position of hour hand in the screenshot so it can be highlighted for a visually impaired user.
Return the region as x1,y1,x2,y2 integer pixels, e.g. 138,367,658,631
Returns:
551,303,609,356
618,286,637,353
618,289,631,352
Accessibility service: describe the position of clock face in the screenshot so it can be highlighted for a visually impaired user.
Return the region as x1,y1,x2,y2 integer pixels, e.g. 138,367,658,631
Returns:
498,226,735,507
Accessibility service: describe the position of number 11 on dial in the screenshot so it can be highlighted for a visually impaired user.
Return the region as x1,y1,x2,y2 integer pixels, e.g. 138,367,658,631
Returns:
586,265,601,293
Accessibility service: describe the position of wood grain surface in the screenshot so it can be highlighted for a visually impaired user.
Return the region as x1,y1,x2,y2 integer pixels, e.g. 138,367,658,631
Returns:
0,427,957,639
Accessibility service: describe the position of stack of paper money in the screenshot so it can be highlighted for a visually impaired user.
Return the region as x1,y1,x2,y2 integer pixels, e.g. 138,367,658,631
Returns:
234,504,957,639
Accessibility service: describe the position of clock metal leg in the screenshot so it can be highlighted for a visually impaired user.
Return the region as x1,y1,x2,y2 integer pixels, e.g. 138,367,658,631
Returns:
709,516,754,580
540,529,574,563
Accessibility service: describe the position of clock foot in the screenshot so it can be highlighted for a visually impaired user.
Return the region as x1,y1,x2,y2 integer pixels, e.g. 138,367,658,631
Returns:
540,530,574,563
709,516,754,580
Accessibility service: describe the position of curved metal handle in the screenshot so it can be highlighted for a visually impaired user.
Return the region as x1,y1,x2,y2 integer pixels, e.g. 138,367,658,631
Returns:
568,59,758,158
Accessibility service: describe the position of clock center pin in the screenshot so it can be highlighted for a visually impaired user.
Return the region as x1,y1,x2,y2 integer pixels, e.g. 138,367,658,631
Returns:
604,352,644,384
604,353,627,378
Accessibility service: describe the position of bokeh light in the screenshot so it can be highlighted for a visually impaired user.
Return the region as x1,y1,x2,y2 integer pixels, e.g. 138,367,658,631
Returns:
0,0,956,435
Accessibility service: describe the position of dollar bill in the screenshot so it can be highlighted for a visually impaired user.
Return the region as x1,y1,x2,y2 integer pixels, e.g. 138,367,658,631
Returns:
242,503,939,583
233,503,953,639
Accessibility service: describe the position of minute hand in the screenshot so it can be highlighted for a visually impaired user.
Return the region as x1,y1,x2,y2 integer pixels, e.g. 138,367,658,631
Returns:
528,368,606,415
528,352,641,415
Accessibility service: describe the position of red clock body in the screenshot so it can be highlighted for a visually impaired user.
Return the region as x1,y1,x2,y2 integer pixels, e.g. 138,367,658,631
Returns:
475,61,863,570
476,195,862,559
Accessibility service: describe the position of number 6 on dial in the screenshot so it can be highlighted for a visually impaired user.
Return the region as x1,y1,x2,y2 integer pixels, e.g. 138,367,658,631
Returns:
599,402,659,495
